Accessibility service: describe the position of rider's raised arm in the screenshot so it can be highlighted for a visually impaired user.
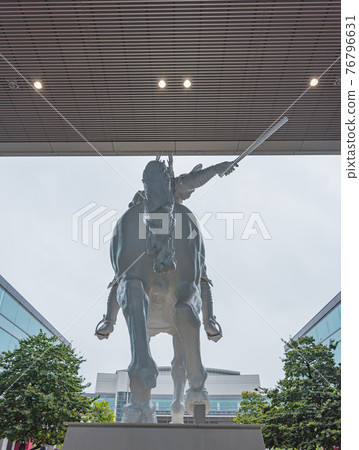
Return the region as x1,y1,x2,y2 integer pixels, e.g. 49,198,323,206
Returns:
177,161,237,196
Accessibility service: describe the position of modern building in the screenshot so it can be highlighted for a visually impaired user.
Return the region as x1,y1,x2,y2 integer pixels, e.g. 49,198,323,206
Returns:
91,367,260,424
285,292,341,364
0,274,69,356
0,274,69,450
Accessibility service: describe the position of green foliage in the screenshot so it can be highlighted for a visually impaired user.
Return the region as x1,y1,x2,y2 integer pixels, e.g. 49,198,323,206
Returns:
86,400,115,423
234,391,267,425
0,332,93,448
234,336,341,449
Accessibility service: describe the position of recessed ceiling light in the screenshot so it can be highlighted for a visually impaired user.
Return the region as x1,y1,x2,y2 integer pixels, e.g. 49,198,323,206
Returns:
158,79,166,89
33,80,43,89
183,79,192,88
309,78,319,87
8,81,19,90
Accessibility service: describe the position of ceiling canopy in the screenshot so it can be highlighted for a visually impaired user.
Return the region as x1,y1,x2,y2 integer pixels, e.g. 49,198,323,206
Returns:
0,0,340,156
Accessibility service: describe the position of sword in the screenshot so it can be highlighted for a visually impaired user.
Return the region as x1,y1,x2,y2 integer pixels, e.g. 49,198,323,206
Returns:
220,116,289,176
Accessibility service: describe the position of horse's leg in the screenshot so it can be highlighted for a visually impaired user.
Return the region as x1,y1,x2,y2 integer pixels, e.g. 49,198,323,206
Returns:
119,278,158,423
170,333,186,423
173,281,210,416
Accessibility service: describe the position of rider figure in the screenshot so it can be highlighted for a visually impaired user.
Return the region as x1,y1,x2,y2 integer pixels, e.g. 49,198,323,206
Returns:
95,159,237,342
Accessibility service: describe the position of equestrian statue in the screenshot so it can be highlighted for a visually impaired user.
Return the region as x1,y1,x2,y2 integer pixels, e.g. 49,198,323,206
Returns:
94,117,289,423
94,157,237,423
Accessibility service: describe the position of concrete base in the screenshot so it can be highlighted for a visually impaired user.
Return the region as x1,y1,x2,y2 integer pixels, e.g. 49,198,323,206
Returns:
63,422,265,450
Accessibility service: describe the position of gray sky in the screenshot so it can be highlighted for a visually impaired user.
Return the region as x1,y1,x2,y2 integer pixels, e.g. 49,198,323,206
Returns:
0,153,340,389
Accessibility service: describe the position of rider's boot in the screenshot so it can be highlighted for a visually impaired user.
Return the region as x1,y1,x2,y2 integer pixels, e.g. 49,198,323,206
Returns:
95,282,119,340
201,280,222,342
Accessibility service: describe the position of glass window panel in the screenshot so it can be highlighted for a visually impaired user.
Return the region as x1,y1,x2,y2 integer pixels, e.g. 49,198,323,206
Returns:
306,327,319,342
0,288,4,309
97,394,116,412
321,329,340,364
331,328,341,342
322,328,341,344
334,341,341,364
44,329,54,338
325,307,341,335
0,327,12,353
314,318,330,343
0,293,19,323
27,316,42,336
11,325,27,341
0,314,15,336
14,306,31,333
8,335,19,352
0,315,27,341
210,398,242,412
116,392,128,421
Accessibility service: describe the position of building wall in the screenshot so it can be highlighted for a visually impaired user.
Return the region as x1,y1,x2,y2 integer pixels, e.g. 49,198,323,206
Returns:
93,367,260,423
0,274,69,355
286,292,341,364
0,275,68,449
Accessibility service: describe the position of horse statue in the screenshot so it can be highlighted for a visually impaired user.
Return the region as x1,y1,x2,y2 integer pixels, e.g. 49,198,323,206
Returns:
96,158,237,423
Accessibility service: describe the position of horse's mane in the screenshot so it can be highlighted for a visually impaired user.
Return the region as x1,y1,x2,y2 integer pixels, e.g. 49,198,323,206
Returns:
142,160,174,213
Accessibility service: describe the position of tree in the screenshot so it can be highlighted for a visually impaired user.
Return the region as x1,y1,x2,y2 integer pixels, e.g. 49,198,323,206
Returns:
86,400,115,423
234,336,341,449
234,390,267,425
0,332,93,449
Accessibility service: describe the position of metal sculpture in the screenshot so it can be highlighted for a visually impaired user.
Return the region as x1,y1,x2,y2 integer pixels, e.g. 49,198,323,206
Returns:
95,117,288,423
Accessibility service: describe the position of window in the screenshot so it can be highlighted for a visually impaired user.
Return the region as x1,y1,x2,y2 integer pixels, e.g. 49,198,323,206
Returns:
97,393,116,412
0,327,13,354
314,317,330,343
208,396,242,415
0,315,27,341
0,314,15,336
325,306,341,336
151,396,172,414
306,327,318,342
333,341,341,364
8,335,18,352
0,288,4,309
14,306,31,332
0,292,19,323
27,316,42,336
116,392,129,421
44,329,54,338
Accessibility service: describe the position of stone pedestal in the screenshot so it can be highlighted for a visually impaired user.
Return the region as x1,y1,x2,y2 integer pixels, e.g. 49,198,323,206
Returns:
63,422,265,450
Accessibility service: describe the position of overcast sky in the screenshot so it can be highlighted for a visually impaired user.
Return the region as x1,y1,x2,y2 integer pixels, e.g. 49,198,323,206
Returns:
0,153,340,389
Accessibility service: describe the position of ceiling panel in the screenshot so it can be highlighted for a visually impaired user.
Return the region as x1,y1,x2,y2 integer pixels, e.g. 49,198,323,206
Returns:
0,0,341,156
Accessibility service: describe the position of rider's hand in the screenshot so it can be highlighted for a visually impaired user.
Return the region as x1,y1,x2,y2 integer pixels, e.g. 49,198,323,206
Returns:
215,161,238,177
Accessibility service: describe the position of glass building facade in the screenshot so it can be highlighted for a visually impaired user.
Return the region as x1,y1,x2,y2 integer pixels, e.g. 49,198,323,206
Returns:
286,292,341,364
150,394,242,418
0,275,70,450
93,368,261,423
0,274,69,355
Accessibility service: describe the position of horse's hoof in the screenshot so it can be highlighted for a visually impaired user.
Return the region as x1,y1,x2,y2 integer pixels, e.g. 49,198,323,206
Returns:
170,401,185,424
185,387,210,416
122,401,157,423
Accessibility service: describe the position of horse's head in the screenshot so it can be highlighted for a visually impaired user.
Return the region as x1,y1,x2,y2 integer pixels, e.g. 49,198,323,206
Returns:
142,160,177,274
